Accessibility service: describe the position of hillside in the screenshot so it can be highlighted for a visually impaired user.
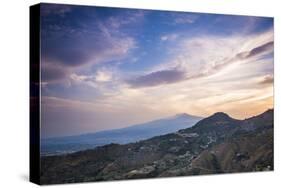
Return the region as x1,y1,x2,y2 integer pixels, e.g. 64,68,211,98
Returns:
40,109,273,184
41,113,202,156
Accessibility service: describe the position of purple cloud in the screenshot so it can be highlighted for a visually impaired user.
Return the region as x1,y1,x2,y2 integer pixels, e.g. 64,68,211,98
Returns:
236,41,274,60
259,75,274,85
247,41,273,58
211,41,274,75
127,69,186,88
41,64,69,82
41,5,136,83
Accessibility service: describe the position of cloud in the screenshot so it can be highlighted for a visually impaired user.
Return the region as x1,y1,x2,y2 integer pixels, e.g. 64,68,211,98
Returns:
127,69,186,88
173,13,198,24
70,73,91,82
39,6,274,138
41,4,72,17
191,41,274,80
70,69,112,84
106,10,145,29
235,41,273,60
41,64,69,83
95,70,112,82
130,30,273,88
41,6,136,84
161,34,179,41
206,41,271,71
245,41,273,58
69,73,99,88
258,75,274,85
42,31,135,68
67,68,122,99
125,40,274,89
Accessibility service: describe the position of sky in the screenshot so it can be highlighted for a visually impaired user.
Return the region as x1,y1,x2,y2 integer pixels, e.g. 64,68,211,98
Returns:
40,3,274,138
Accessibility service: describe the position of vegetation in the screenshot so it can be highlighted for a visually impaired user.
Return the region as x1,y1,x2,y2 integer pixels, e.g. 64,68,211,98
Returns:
40,109,273,184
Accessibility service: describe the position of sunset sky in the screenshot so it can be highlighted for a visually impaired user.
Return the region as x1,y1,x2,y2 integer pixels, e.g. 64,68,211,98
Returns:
40,4,274,138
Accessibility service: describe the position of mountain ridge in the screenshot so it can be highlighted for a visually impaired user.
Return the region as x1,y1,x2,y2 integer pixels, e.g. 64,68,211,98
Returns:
40,109,273,184
41,113,203,156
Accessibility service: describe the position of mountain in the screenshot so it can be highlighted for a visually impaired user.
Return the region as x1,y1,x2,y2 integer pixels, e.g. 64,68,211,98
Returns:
40,109,273,184
41,113,203,156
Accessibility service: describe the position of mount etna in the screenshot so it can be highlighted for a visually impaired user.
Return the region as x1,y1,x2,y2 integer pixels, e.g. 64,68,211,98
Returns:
41,113,202,156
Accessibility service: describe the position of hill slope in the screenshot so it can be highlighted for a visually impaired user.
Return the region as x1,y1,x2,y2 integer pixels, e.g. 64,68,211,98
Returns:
40,109,273,184
41,113,202,156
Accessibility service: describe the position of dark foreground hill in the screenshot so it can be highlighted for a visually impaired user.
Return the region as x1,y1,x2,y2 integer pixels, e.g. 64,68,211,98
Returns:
40,109,273,184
